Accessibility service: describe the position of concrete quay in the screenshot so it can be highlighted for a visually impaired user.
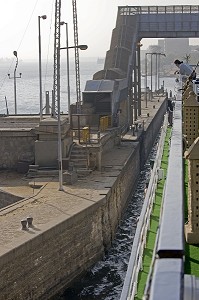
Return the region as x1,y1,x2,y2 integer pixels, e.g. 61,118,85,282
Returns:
0,96,167,299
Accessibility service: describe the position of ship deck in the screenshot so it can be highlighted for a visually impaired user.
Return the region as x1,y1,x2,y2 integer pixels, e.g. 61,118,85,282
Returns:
184,159,199,278
135,128,171,299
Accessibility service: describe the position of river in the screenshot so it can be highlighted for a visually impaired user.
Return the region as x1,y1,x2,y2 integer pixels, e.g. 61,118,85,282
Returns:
59,146,158,300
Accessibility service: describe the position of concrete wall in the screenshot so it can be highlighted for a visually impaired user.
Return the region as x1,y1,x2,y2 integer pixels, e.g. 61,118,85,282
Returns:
0,143,140,300
0,101,166,299
140,100,167,168
0,130,35,170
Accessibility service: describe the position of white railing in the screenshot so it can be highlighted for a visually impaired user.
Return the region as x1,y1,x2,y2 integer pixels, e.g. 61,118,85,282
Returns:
120,114,168,300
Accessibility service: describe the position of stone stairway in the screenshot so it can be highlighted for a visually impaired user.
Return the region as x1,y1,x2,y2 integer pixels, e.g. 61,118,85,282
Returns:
69,144,92,177
26,165,59,178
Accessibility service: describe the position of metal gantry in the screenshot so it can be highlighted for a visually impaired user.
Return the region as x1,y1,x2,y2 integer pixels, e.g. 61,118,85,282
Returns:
52,0,61,117
52,0,63,191
72,0,81,113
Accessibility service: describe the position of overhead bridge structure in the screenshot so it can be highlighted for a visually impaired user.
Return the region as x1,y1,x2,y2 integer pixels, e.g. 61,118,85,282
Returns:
83,5,199,123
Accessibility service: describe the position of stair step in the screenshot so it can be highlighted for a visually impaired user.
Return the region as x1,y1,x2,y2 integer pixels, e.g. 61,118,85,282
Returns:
76,169,92,176
70,154,87,159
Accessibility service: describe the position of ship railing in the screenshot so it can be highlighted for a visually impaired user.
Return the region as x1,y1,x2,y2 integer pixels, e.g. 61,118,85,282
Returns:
120,114,168,300
144,90,184,300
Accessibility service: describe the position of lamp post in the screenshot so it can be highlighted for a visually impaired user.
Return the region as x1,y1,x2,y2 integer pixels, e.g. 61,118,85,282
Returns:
57,26,87,190
38,15,47,120
8,51,22,115
150,54,153,100
60,20,87,121
145,52,166,103
145,53,148,108
157,53,166,90
60,21,70,121
145,53,154,105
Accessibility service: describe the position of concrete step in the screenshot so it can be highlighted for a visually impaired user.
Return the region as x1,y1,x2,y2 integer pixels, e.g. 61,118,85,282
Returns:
27,168,59,178
70,154,87,159
76,168,92,176
37,170,59,176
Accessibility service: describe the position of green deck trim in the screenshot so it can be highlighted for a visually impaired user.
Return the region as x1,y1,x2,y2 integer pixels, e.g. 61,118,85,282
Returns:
135,128,171,300
184,159,199,277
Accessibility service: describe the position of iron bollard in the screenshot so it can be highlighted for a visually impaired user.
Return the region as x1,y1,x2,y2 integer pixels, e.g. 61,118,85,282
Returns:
132,125,135,136
21,219,27,230
27,216,33,227
97,131,100,143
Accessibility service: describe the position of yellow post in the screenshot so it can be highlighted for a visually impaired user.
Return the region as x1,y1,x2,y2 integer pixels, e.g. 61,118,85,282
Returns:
82,127,89,142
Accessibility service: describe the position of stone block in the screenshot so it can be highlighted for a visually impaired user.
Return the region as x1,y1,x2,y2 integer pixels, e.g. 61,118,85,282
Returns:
35,140,58,167
17,161,30,174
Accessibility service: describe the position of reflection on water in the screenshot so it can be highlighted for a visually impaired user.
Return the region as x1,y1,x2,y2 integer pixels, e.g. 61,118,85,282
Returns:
59,146,158,300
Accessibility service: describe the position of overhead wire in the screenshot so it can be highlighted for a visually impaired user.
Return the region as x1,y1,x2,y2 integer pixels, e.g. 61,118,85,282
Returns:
43,0,55,94
0,0,40,103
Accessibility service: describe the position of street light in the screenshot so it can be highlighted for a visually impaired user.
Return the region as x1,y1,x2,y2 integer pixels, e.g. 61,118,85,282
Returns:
57,22,87,190
38,14,47,120
145,52,166,106
8,51,22,114
157,53,166,90
60,21,88,121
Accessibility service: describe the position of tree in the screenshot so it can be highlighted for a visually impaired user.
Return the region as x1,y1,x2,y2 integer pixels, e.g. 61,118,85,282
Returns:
182,54,191,63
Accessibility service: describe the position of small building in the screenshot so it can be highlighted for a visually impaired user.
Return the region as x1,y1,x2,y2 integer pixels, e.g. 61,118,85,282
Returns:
185,137,199,244
82,79,129,128
183,90,199,148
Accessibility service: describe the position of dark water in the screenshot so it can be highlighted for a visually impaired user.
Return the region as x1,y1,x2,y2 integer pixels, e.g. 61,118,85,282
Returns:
58,148,157,300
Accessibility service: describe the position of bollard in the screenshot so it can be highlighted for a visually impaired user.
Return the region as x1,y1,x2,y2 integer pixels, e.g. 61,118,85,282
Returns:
132,125,135,136
97,131,100,142
21,219,27,230
27,216,33,227
135,123,138,132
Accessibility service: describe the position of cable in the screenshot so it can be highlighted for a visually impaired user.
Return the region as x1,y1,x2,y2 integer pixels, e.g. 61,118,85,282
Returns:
0,0,40,97
43,0,55,93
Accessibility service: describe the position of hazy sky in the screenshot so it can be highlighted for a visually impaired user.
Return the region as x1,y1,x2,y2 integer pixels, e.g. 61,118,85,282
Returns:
0,0,199,61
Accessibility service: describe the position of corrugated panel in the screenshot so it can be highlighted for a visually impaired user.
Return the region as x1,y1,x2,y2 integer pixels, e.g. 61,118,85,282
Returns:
84,80,114,92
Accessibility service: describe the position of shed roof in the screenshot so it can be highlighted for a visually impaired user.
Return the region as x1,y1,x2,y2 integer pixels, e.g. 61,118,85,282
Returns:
84,80,114,93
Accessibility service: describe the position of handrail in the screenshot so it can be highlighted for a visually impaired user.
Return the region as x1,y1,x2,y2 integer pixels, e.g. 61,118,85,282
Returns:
120,114,168,300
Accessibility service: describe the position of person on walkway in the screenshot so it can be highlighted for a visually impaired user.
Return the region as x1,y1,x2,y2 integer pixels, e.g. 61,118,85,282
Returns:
174,59,196,81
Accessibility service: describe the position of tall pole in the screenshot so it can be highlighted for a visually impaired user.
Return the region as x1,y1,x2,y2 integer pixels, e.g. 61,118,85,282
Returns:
137,44,141,116
8,51,22,115
157,54,160,90
65,23,71,121
38,16,42,120
14,57,17,115
60,21,87,121
38,15,47,120
145,53,148,108
53,0,62,190
57,47,63,191
150,54,153,100
155,53,158,92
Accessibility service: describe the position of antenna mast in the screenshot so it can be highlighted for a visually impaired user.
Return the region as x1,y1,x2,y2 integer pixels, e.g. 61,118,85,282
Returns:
52,0,61,117
72,0,81,113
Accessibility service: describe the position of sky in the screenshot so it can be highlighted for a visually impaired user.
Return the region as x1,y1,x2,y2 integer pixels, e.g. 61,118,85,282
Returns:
0,0,199,61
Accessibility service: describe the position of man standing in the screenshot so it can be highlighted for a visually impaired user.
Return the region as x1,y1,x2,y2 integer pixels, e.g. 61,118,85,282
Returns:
174,59,196,81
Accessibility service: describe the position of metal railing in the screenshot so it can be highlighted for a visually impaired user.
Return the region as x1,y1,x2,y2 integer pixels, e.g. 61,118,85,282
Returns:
120,114,168,300
119,5,199,15
71,114,112,144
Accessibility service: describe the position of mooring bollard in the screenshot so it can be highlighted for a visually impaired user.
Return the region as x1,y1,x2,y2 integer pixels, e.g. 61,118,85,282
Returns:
27,216,33,227
21,219,27,230
132,125,135,136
